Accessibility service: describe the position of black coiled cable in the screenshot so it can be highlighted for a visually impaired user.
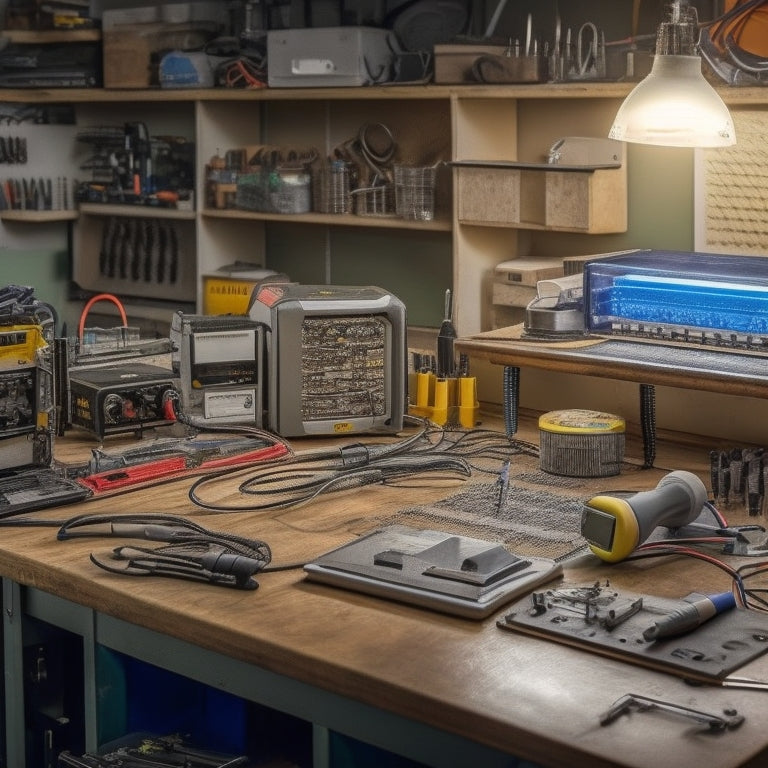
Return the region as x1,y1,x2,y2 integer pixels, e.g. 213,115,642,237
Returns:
640,383,656,469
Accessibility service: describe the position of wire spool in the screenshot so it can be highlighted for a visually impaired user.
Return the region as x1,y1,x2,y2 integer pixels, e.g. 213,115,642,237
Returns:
538,409,625,477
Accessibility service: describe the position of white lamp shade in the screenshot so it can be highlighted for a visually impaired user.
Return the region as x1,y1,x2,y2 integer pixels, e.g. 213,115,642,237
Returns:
609,54,736,147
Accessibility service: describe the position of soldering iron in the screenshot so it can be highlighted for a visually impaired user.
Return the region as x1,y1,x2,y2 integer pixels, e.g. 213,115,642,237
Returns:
581,470,708,562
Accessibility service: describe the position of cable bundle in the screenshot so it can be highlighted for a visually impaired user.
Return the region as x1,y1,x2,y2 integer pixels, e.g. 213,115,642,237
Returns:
189,421,538,513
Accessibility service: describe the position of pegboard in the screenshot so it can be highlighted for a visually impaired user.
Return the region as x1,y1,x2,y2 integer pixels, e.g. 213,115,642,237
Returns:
0,119,81,251
695,107,768,255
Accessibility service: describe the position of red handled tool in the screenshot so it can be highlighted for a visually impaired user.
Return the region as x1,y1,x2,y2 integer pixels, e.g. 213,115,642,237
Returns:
79,442,290,494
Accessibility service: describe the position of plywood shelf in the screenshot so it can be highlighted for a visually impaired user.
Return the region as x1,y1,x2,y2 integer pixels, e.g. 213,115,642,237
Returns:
0,209,78,222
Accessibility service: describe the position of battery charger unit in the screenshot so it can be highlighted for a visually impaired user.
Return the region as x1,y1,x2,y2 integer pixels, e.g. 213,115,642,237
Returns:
249,283,406,437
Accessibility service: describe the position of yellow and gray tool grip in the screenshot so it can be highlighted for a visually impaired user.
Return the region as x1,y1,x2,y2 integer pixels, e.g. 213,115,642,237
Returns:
581,470,707,563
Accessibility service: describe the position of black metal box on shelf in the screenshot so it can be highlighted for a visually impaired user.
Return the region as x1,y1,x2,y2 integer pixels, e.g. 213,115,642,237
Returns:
68,362,180,439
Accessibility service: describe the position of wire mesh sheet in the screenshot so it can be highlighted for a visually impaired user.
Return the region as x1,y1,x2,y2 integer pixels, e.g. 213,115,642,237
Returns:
377,455,592,562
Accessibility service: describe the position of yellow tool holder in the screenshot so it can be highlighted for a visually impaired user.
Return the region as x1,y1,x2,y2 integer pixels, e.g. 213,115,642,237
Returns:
0,323,46,364
408,371,479,428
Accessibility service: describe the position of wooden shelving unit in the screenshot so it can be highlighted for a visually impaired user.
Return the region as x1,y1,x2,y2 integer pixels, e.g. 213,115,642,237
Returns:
0,82,764,334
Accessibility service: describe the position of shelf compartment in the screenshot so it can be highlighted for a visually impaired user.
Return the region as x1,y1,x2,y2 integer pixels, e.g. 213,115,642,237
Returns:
455,160,627,233
72,211,196,305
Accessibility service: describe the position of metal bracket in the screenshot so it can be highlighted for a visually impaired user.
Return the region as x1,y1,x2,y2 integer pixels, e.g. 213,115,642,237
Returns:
600,693,744,731
547,136,623,166
3,577,16,623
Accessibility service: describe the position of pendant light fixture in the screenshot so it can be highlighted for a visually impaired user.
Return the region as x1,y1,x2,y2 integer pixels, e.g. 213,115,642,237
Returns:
609,0,736,147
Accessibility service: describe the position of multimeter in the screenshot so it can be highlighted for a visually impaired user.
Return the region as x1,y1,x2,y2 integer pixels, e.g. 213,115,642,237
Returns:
581,470,708,562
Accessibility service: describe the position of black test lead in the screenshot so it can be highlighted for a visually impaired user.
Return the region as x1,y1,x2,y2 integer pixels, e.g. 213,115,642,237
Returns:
437,288,456,378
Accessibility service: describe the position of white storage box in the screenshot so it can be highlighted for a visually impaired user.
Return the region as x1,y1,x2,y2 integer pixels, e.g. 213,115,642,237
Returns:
267,26,395,87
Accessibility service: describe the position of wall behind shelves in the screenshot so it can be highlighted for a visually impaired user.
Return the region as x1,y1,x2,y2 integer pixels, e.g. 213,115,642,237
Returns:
0,246,72,322
0,116,81,329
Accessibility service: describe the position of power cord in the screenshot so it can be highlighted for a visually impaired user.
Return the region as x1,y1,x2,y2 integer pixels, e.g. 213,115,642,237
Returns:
187,422,539,513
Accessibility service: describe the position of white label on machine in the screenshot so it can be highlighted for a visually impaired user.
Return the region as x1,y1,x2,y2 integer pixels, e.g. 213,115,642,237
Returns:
191,329,256,364
203,388,256,420
292,58,335,75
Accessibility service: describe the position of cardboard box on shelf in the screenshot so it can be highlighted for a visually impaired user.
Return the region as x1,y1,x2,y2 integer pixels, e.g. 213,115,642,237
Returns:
102,3,226,88
433,43,508,84
494,258,564,286
103,23,216,88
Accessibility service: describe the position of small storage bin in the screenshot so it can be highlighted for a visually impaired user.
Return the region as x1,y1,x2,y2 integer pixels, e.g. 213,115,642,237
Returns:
394,164,437,221
351,185,395,217
236,169,311,214
273,170,311,214
313,160,352,214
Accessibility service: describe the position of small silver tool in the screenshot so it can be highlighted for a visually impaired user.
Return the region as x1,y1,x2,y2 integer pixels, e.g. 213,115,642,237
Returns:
568,22,606,80
600,693,744,731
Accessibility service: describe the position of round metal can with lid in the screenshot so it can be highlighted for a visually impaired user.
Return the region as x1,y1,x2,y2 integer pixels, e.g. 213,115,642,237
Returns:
538,408,625,477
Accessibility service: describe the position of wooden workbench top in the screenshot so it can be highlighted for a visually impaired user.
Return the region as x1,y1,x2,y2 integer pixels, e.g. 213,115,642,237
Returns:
2,414,767,768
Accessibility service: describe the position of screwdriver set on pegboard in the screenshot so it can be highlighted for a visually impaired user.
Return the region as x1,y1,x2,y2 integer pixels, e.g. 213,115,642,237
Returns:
0,135,27,164
71,213,196,305
97,217,181,285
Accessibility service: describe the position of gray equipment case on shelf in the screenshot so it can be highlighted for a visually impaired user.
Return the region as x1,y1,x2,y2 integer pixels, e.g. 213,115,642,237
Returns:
267,26,395,87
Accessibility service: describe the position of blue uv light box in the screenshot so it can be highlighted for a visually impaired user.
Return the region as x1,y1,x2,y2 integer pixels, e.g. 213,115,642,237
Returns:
584,249,768,350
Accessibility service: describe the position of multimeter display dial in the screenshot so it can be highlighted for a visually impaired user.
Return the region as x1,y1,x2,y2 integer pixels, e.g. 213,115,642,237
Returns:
581,506,616,551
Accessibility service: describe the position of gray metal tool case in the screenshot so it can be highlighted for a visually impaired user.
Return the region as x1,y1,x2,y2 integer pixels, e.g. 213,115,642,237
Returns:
267,26,395,87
